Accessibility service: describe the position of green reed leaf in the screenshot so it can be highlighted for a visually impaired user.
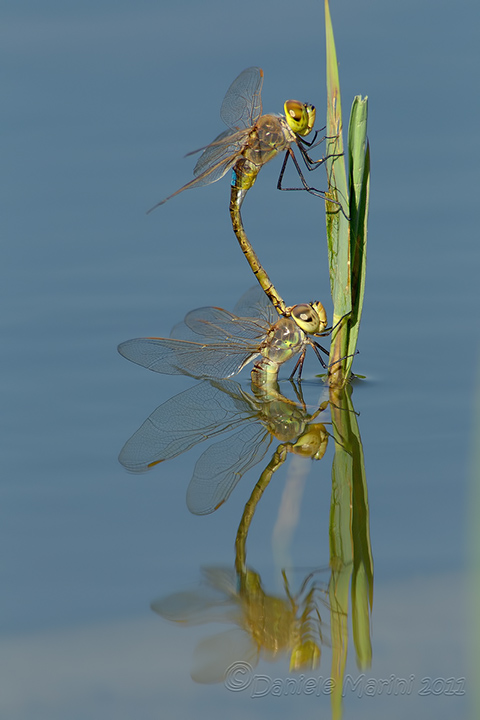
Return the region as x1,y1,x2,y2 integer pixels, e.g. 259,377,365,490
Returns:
324,0,370,386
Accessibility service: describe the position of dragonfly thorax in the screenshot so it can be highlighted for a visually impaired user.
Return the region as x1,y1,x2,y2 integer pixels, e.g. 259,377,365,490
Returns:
242,114,295,168
261,401,309,443
261,317,306,365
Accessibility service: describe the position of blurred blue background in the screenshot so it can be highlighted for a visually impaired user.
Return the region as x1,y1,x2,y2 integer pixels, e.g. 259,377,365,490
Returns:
2,1,479,718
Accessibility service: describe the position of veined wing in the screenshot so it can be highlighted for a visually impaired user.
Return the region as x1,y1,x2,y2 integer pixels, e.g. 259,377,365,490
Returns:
118,334,259,380
147,128,249,212
220,67,264,131
118,380,256,472
180,306,270,342
192,127,251,179
147,152,238,212
186,421,273,515
146,68,263,212
150,568,242,630
233,285,279,326
151,578,240,626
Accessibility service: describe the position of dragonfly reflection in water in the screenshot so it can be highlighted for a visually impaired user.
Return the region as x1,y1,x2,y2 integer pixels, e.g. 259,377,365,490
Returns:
152,566,330,682
119,375,330,515
118,286,334,387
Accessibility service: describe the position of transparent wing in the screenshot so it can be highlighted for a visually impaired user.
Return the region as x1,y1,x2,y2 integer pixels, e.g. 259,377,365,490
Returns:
118,299,275,379
220,67,264,131
192,127,250,179
151,589,226,625
147,129,248,212
171,296,275,342
200,566,238,595
147,68,263,212
186,422,273,515
192,628,259,684
118,380,258,472
148,152,238,211
233,285,279,326
118,335,258,380
151,566,241,624
151,568,241,626
181,306,270,342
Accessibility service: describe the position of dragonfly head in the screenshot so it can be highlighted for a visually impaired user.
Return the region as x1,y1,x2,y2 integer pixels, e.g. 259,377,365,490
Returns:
289,302,327,335
291,423,329,460
284,100,316,137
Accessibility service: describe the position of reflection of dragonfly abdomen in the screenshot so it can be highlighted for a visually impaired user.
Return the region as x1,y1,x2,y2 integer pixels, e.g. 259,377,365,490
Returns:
118,287,331,386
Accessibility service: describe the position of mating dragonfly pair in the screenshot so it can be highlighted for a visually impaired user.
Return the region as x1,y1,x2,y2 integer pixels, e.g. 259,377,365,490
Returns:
120,66,343,385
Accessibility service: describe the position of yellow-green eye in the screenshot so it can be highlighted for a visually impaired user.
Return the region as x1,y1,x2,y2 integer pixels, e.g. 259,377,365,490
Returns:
291,424,328,460
290,302,327,334
284,100,316,136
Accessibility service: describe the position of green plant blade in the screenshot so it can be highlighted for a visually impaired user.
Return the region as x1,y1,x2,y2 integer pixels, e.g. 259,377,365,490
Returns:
324,0,370,386
345,100,369,378
325,0,350,318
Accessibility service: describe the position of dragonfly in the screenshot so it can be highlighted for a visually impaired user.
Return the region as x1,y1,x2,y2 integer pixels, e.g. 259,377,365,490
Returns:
148,66,327,213
152,565,330,681
119,376,330,514
118,286,334,388
147,67,333,315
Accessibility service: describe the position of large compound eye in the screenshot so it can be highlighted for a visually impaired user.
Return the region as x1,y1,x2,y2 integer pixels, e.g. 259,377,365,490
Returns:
290,302,327,334
291,424,329,460
303,104,316,135
284,100,316,136
310,301,327,332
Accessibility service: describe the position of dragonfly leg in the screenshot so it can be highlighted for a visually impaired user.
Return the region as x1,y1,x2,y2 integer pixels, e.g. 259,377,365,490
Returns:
320,310,352,336
276,150,330,198
311,342,329,369
277,147,350,221
312,337,358,371
298,126,338,152
328,349,360,369
297,133,342,162
277,148,326,192
289,349,307,381
298,144,344,171
288,378,308,409
303,129,320,147
277,149,337,201
276,151,290,194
